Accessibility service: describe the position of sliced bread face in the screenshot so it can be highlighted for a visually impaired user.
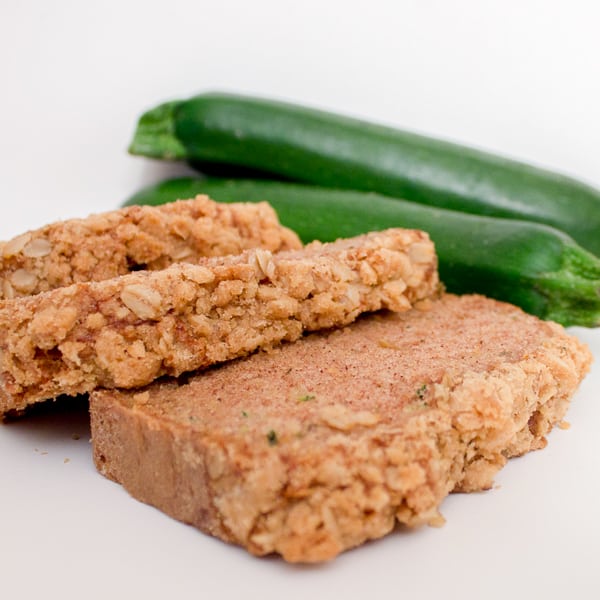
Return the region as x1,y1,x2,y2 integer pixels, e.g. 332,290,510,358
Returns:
90,294,592,563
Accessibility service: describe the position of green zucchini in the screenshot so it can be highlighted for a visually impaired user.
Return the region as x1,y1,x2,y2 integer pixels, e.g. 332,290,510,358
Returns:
125,177,600,328
129,92,600,256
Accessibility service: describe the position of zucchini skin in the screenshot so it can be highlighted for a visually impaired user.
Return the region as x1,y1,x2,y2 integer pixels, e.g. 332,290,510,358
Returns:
129,93,600,257
125,177,600,328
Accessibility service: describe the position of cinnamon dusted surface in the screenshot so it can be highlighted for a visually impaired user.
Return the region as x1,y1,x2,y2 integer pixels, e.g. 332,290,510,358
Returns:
0,228,439,413
0,195,301,299
90,294,592,563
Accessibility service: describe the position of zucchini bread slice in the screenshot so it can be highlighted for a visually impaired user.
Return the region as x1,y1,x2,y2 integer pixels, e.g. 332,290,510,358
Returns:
0,228,439,413
0,195,301,299
90,294,592,563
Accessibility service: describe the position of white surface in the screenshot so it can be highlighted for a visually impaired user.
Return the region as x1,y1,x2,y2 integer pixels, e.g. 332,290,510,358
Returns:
1,1,599,599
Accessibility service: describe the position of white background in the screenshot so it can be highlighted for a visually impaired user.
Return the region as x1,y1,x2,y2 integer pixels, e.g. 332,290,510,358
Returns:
1,1,599,599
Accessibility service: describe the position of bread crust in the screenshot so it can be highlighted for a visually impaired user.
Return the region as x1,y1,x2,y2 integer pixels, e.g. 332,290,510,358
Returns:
89,294,592,563
0,195,301,299
0,229,439,413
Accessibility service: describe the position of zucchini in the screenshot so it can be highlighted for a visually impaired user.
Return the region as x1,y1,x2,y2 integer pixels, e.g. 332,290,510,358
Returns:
125,177,600,328
129,92,600,256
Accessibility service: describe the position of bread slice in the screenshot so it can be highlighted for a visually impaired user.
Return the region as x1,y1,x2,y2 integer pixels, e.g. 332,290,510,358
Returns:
90,294,592,563
0,195,301,299
0,228,439,414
